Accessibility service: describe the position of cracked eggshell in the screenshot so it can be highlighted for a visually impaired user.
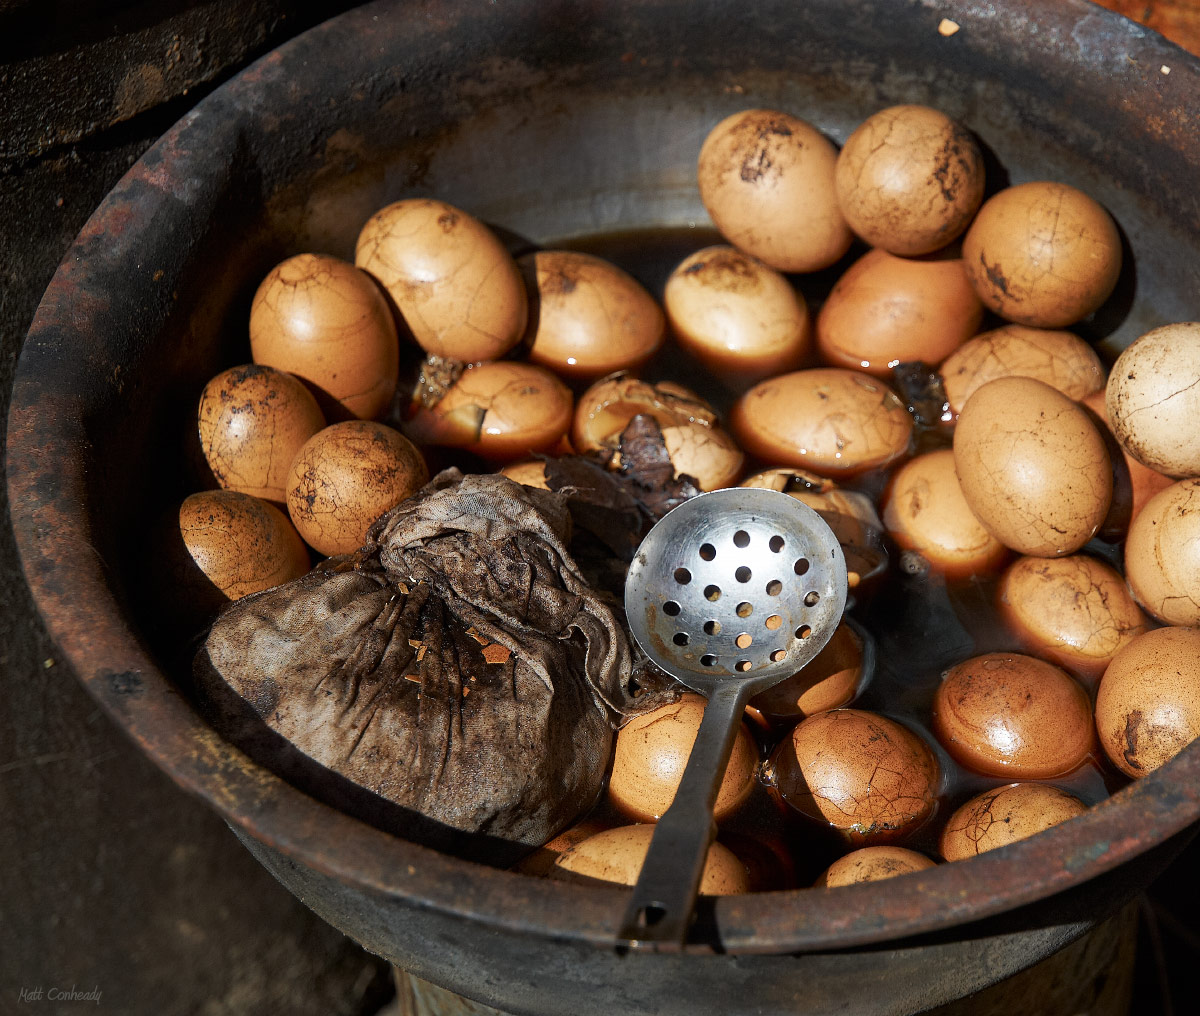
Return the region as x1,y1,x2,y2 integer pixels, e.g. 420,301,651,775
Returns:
941,324,1105,419
952,376,1111,556
249,253,399,421
404,361,573,463
961,181,1122,328
834,104,985,256
740,468,887,588
1106,322,1200,478
572,374,744,491
1124,479,1200,626
355,198,527,362
197,364,326,505
553,824,750,894
731,368,913,478
607,692,757,823
519,249,664,380
931,652,1094,778
881,448,1008,578
285,420,429,557
766,708,939,845
1095,626,1200,779
697,109,853,273
663,245,809,382
814,845,936,887
997,554,1149,683
939,783,1087,861
815,248,982,377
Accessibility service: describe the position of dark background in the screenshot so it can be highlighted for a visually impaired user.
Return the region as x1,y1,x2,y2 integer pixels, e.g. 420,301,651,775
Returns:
1,2,1198,1014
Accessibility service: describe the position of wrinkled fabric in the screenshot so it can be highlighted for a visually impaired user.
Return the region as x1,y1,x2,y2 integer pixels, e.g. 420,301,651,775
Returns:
195,469,675,859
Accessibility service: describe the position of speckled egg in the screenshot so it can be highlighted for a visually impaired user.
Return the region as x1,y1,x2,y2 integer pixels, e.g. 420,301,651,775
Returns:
355,198,527,362
952,376,1111,556
286,420,429,556
939,783,1087,861
197,364,326,504
1095,625,1200,779
814,845,936,887
731,368,913,477
997,554,1149,683
249,253,399,421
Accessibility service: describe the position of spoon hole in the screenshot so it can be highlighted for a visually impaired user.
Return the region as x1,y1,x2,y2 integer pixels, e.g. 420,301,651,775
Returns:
765,580,782,596
735,660,752,672
795,625,812,640
704,584,722,601
735,566,752,583
769,535,785,553
804,591,820,607
794,558,810,576
674,567,692,585
699,543,716,561
770,649,787,662
673,632,689,646
701,654,718,667
736,633,752,649
765,614,782,630
662,601,681,617
703,620,722,636
736,601,753,618
733,530,750,548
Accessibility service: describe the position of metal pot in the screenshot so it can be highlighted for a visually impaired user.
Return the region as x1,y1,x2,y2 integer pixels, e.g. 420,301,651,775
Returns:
9,1,1200,1013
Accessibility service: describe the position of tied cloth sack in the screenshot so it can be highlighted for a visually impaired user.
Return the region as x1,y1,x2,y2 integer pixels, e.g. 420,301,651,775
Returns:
194,468,674,863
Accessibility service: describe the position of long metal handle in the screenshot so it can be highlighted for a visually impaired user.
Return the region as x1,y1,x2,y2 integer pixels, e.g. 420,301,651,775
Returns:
616,681,752,949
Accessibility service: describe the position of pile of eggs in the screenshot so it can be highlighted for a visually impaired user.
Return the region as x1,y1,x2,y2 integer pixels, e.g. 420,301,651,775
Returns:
166,102,1200,893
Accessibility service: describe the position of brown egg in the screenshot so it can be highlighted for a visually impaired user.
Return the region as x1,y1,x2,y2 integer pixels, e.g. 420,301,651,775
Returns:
697,109,854,273
1124,479,1200,626
510,816,617,878
554,824,750,895
952,376,1111,556
607,692,758,823
834,105,985,256
498,459,550,490
941,324,1105,419
739,468,887,587
248,253,399,421
197,364,326,505
765,708,939,845
663,245,809,381
815,248,982,376
404,361,573,463
355,198,527,362
286,420,429,556
961,181,1122,328
939,783,1087,861
1106,322,1200,478
931,653,1094,778
519,250,664,380
731,368,913,478
997,555,1149,683
748,621,867,723
881,449,1008,578
1081,390,1173,539
813,846,936,887
572,374,744,491
156,489,311,625
1095,626,1200,779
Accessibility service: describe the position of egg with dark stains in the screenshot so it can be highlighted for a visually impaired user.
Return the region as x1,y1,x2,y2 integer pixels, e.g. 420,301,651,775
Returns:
939,783,1087,861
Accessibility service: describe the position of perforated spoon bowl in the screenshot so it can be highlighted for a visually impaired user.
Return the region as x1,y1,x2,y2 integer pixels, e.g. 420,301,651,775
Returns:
619,486,848,949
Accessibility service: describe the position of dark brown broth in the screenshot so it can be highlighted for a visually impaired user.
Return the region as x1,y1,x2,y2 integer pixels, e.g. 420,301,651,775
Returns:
549,226,1130,885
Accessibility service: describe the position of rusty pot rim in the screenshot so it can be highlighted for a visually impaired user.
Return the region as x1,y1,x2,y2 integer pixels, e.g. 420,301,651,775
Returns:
8,0,1200,956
